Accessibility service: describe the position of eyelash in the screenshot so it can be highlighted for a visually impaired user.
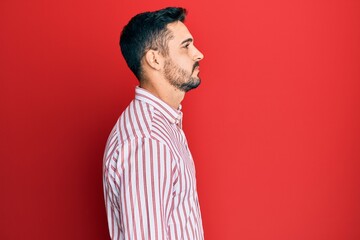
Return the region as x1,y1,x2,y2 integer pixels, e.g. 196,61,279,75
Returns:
184,44,190,49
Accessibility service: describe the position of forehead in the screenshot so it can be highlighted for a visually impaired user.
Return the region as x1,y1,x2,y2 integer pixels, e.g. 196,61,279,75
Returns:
166,21,193,45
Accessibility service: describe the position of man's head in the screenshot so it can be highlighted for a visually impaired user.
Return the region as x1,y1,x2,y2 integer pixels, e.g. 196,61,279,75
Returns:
120,7,204,92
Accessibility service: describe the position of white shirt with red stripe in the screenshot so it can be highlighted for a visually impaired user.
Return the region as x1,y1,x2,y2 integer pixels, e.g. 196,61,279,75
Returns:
103,86,204,240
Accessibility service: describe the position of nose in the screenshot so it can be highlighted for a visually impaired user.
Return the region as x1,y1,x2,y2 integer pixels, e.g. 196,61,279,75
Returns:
193,46,204,61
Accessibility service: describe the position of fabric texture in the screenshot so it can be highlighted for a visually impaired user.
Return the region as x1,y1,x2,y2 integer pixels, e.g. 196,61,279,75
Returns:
103,86,203,240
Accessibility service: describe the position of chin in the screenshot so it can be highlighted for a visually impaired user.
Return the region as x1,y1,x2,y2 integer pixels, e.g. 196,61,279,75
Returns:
180,78,201,92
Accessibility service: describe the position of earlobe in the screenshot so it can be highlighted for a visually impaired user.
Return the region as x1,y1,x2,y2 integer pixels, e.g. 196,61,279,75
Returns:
145,50,161,70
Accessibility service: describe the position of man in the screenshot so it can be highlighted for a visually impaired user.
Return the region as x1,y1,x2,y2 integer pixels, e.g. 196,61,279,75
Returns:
103,7,204,240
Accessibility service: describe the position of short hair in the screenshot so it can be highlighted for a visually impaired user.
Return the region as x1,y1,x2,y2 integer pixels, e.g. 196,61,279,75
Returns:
119,7,187,80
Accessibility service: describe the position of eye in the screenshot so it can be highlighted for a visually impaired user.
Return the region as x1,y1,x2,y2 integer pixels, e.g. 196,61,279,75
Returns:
183,43,190,49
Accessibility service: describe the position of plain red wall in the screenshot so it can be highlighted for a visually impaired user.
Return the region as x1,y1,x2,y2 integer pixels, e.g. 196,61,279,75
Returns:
1,0,359,239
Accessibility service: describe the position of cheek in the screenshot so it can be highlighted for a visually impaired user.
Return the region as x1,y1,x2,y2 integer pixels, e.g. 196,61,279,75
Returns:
169,53,193,71
179,59,193,71
172,52,192,67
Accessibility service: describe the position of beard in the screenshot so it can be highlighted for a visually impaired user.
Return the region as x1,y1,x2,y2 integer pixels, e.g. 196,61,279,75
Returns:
163,58,201,92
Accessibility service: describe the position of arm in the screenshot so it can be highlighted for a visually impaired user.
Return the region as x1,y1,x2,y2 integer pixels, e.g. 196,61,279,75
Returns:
105,137,177,240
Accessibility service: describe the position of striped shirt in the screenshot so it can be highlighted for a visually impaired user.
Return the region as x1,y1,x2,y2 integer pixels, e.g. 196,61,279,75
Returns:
103,87,204,240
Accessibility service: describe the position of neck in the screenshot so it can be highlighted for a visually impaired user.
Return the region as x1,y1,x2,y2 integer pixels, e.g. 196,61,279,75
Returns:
140,79,185,109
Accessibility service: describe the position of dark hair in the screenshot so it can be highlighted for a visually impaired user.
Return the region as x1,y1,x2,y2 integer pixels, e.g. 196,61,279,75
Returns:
120,7,187,80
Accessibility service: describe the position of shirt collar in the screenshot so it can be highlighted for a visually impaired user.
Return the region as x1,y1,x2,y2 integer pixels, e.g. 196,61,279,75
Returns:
135,86,183,128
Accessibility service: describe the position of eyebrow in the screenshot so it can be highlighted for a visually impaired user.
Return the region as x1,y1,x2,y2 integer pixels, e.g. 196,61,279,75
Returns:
180,38,193,45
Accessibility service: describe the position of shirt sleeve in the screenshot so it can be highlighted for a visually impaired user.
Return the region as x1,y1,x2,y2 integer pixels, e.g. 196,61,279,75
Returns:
104,137,178,240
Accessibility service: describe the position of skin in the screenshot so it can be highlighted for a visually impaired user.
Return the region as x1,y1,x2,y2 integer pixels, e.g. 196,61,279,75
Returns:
140,21,204,109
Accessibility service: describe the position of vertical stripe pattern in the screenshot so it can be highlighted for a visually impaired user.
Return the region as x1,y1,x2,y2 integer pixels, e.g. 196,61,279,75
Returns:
103,87,204,240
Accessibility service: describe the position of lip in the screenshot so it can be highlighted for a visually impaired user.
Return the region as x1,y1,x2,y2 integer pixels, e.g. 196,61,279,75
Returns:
192,67,200,75
192,62,200,72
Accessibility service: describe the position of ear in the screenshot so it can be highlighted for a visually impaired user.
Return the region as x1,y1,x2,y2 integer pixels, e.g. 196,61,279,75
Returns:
144,49,162,71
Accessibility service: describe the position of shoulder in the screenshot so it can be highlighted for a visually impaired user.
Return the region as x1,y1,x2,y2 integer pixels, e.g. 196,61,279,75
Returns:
116,99,173,147
105,98,177,160
115,99,155,143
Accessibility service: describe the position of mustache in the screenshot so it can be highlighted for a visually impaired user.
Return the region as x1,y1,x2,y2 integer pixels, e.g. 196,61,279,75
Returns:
192,62,200,72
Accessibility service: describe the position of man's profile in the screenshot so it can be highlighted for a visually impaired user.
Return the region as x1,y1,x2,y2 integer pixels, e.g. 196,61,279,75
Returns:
103,7,204,239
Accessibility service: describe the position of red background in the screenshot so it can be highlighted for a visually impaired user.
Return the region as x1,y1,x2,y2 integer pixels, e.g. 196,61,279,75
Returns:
1,0,360,239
